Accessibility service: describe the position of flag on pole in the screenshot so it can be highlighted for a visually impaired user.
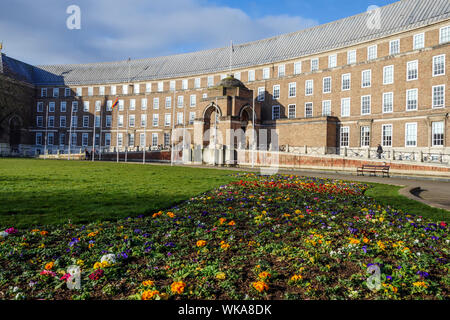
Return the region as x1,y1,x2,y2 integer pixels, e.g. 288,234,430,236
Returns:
111,97,119,110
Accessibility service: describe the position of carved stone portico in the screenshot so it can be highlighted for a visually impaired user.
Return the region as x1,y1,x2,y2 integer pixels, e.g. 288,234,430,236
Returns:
192,75,262,165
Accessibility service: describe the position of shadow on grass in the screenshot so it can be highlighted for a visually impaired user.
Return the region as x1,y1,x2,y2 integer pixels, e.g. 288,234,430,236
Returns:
365,183,450,223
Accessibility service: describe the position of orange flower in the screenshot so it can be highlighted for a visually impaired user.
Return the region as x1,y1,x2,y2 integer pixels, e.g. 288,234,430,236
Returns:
167,212,175,218
196,240,207,247
44,262,54,270
219,218,226,225
220,242,230,250
152,211,162,218
142,280,154,287
40,231,48,236
258,271,271,280
142,290,160,300
171,281,186,294
290,274,303,282
228,221,236,226
252,281,268,293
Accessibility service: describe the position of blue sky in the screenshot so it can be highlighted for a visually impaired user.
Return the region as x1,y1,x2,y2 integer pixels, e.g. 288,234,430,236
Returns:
0,0,398,65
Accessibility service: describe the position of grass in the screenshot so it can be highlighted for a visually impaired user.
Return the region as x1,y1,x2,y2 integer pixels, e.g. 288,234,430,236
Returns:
0,159,237,228
365,183,450,223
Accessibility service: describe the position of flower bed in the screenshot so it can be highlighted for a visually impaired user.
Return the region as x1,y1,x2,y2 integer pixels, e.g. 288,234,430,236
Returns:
0,174,448,300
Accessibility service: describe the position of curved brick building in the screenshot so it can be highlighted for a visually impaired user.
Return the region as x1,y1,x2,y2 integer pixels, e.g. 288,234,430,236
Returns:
0,0,449,167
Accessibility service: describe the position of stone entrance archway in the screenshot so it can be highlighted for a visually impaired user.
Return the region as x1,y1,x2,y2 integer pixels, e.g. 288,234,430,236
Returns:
202,102,222,148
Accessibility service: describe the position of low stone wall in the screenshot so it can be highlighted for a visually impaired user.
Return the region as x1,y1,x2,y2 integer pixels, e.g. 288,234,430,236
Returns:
234,150,450,177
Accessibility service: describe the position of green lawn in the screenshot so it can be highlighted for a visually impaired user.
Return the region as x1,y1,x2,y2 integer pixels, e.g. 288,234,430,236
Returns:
0,159,237,228
365,183,450,223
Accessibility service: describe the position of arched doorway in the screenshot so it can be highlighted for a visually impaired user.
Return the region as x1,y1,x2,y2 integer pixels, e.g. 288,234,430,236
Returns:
239,105,256,149
9,116,21,153
202,103,222,148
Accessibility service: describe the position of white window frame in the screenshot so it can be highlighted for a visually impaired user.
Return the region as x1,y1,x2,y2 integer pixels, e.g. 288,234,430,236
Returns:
360,126,371,147
263,68,270,80
322,100,331,116
341,98,350,117
323,77,331,94
382,124,393,147
413,33,425,50
383,65,394,85
433,54,446,77
288,82,296,98
257,87,265,102
432,84,445,108
406,60,418,81
367,45,377,61
361,70,371,88
294,62,302,75
406,89,418,111
278,65,285,77
361,95,371,115
305,80,313,96
288,104,296,119
310,58,319,72
341,74,351,91
328,54,337,68
383,92,393,113
432,121,445,147
389,39,400,55
273,85,281,99
340,127,349,147
153,98,159,110
440,26,450,44
272,105,280,120
141,114,147,127
153,114,159,127
248,70,255,82
347,50,356,65
305,102,313,118
405,123,417,147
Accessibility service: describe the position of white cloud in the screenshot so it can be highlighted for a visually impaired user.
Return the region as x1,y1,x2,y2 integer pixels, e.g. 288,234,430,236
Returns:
0,0,318,65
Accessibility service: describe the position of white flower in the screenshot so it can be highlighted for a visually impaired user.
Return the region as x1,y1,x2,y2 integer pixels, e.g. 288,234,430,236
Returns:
0,231,8,238
100,254,116,265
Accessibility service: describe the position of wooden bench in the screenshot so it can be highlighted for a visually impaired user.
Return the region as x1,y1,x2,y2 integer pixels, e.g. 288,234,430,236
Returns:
357,164,390,178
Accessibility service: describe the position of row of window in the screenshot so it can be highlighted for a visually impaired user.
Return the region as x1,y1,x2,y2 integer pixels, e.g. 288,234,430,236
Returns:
339,121,445,148
35,132,168,148
257,54,446,102
39,26,450,99
270,85,446,120
36,112,196,129
36,95,203,113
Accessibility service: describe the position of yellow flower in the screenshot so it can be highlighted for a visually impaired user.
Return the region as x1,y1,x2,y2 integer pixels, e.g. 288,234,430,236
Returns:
44,262,54,270
349,238,360,245
142,280,154,287
215,272,226,280
171,281,186,294
77,259,84,266
101,261,110,268
93,262,103,269
252,281,269,293
290,274,303,282
142,290,160,300
196,240,207,247
88,243,95,249
412,281,428,288
295,209,301,214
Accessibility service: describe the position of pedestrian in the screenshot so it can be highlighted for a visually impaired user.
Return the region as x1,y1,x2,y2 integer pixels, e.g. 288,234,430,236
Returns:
377,144,383,159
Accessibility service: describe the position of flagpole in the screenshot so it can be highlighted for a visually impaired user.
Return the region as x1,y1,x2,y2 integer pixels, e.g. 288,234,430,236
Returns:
99,106,103,161
125,106,128,163
171,87,175,166
229,40,233,74
214,97,218,166
68,102,74,160
44,103,48,159
143,100,147,164
92,107,96,162
116,101,119,163
252,90,255,168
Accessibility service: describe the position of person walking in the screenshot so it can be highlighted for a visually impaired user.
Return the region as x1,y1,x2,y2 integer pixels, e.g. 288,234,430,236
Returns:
377,144,383,159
